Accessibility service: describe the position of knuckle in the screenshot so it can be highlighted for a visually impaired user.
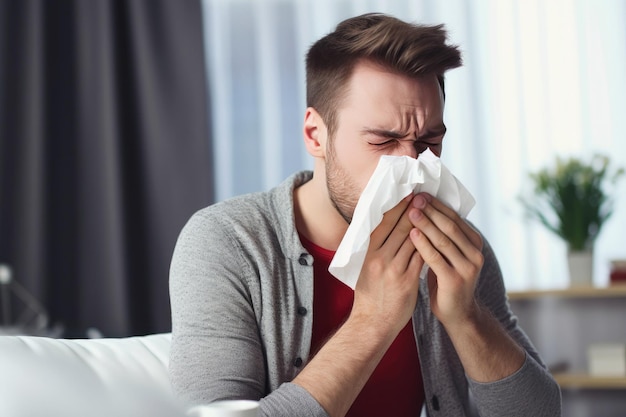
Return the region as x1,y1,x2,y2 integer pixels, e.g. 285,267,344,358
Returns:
473,251,485,268
466,253,484,277
466,263,480,278
366,255,386,276
424,245,444,264
389,260,405,276
436,235,451,249
442,219,462,238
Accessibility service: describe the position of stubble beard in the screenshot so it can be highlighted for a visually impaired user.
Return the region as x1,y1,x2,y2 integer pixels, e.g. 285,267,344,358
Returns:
325,138,361,225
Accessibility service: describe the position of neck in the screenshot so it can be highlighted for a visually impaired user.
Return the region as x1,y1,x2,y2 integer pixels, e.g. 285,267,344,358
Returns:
294,174,348,251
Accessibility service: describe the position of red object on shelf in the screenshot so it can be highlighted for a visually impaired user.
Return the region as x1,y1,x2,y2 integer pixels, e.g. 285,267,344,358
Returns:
610,269,626,284
610,260,626,284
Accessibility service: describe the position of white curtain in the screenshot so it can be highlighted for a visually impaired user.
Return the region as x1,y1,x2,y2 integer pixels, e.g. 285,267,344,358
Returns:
201,0,626,291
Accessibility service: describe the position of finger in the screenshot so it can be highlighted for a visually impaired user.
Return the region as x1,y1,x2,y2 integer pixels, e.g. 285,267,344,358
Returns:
407,245,425,275
411,195,483,265
382,200,422,258
412,226,483,284
409,226,455,275
422,194,483,250
409,204,483,275
369,193,413,250
394,235,423,273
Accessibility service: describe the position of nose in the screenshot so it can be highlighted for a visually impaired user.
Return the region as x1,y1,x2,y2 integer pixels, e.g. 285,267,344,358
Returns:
395,141,419,159
392,141,438,159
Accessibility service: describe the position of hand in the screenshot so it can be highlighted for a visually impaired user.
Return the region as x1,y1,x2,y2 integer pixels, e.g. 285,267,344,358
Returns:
351,193,424,338
408,193,484,327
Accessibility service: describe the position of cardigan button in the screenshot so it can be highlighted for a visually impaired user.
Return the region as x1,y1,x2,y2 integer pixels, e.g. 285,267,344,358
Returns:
298,254,308,266
294,357,303,367
297,306,308,316
431,395,440,411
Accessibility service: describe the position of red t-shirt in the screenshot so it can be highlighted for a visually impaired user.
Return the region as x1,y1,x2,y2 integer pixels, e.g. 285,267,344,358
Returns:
301,235,425,416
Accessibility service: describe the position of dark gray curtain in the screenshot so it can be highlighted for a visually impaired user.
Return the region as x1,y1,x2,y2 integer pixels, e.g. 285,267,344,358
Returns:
0,0,213,337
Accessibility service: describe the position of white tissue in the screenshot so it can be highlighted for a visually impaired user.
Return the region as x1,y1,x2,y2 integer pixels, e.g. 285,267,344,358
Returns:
328,149,475,289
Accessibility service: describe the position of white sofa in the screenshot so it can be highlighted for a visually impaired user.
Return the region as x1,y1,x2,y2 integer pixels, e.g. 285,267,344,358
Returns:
0,333,186,417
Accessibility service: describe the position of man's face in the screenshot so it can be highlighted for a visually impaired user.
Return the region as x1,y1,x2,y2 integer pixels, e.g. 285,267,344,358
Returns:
325,60,446,223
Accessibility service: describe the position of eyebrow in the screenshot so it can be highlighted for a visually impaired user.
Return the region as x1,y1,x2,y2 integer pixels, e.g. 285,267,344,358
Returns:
362,125,447,140
419,125,447,140
361,128,406,139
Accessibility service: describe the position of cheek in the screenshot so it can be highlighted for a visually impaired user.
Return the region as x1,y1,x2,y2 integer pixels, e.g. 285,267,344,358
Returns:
333,140,380,189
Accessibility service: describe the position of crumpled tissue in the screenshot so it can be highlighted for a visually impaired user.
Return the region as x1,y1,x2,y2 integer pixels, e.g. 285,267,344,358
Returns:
328,148,476,290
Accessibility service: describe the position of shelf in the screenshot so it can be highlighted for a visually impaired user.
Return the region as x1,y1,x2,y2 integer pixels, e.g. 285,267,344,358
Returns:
553,372,626,389
507,284,626,300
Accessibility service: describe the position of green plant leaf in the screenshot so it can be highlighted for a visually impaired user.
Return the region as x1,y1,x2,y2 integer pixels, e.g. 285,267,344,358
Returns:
519,154,624,250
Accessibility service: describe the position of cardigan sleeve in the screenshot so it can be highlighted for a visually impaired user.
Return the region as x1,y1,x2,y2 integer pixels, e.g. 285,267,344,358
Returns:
468,237,562,417
168,209,328,417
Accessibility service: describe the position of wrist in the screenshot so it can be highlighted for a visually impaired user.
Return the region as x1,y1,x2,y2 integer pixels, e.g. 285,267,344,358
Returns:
346,302,410,347
441,302,526,382
440,298,483,334
344,311,395,349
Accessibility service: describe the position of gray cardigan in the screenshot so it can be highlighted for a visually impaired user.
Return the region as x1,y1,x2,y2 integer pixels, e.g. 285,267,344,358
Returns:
169,171,561,417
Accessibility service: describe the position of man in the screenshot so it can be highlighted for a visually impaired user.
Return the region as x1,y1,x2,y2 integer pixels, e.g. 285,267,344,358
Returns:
169,13,561,417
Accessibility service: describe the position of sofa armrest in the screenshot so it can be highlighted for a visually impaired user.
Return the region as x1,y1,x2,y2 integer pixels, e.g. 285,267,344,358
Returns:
0,333,185,417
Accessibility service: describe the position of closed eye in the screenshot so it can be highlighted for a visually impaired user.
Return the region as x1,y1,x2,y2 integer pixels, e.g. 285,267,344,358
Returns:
369,139,396,146
363,129,406,146
368,138,441,147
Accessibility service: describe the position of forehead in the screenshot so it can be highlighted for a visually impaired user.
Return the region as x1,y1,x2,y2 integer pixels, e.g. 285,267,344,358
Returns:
343,60,444,114
339,61,444,127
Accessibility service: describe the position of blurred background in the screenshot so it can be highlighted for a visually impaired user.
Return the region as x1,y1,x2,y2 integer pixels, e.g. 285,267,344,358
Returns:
1,0,625,338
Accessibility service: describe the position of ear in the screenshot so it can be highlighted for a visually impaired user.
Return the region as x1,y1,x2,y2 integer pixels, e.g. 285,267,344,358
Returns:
302,107,328,158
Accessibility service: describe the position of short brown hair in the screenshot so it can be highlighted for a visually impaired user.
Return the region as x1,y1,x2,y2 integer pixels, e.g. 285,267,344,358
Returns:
306,13,462,137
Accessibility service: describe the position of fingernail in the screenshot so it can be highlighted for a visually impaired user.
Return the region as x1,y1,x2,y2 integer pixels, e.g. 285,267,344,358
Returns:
413,195,426,208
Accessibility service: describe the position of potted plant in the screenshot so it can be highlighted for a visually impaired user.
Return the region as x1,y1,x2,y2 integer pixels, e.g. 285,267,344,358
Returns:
520,154,624,286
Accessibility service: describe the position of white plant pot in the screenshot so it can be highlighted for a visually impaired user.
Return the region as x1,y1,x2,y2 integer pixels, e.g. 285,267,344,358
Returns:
567,250,594,287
